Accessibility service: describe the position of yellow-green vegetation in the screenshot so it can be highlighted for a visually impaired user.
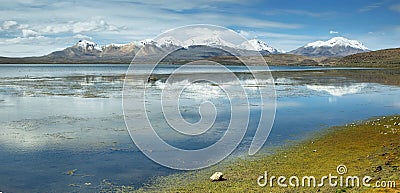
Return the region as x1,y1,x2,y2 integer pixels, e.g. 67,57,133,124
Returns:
64,169,77,176
109,115,400,193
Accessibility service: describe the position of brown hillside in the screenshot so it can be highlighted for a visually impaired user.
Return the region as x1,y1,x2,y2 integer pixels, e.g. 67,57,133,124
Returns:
337,48,400,67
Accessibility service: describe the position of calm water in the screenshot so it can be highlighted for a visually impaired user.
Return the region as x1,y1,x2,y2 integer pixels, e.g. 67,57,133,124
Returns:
0,64,398,192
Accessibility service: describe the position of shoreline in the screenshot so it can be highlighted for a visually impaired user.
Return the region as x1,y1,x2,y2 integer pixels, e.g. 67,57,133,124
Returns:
105,115,400,192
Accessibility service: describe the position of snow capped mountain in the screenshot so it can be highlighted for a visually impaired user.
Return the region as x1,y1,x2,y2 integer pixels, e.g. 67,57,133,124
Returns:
104,43,128,48
136,37,280,55
54,37,279,62
75,37,366,54
73,37,280,56
141,36,236,48
290,37,369,57
75,40,102,52
138,39,158,46
136,37,184,48
183,36,236,48
156,36,184,47
305,37,368,50
239,39,280,54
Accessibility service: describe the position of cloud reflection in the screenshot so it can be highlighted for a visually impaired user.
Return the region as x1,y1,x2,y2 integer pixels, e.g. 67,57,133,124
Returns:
306,83,366,96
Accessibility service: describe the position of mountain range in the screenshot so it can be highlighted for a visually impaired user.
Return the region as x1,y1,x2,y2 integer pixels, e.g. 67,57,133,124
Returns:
0,37,372,64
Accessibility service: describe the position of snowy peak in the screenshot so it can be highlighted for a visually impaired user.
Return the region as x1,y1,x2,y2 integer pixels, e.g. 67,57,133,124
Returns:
184,36,236,48
136,37,183,48
239,39,280,54
75,40,102,51
104,43,128,48
156,36,183,47
290,37,370,57
138,39,158,46
143,36,236,48
305,37,369,50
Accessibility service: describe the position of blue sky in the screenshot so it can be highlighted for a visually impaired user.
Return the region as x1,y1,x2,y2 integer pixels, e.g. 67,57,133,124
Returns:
0,0,399,57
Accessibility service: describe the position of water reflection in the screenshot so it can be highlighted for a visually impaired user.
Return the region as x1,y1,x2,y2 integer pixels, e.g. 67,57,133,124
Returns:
0,75,125,98
306,83,366,96
0,65,398,192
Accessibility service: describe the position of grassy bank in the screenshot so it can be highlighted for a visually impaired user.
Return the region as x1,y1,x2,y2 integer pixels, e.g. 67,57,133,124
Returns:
104,115,400,193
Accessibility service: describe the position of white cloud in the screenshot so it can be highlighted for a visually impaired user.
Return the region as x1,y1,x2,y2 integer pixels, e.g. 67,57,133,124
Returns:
73,34,93,40
238,30,250,37
232,17,302,29
41,19,123,34
42,24,71,34
0,36,76,57
235,30,314,40
72,20,120,33
22,29,39,37
329,30,339,34
263,9,334,17
3,20,18,30
1,20,32,38
359,2,382,12
0,17,125,56
2,35,46,44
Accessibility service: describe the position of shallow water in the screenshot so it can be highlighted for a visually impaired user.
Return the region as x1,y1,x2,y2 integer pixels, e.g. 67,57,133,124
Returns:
0,64,398,192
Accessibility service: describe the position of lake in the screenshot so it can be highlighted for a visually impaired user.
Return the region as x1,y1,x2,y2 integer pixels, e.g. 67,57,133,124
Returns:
0,64,398,192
